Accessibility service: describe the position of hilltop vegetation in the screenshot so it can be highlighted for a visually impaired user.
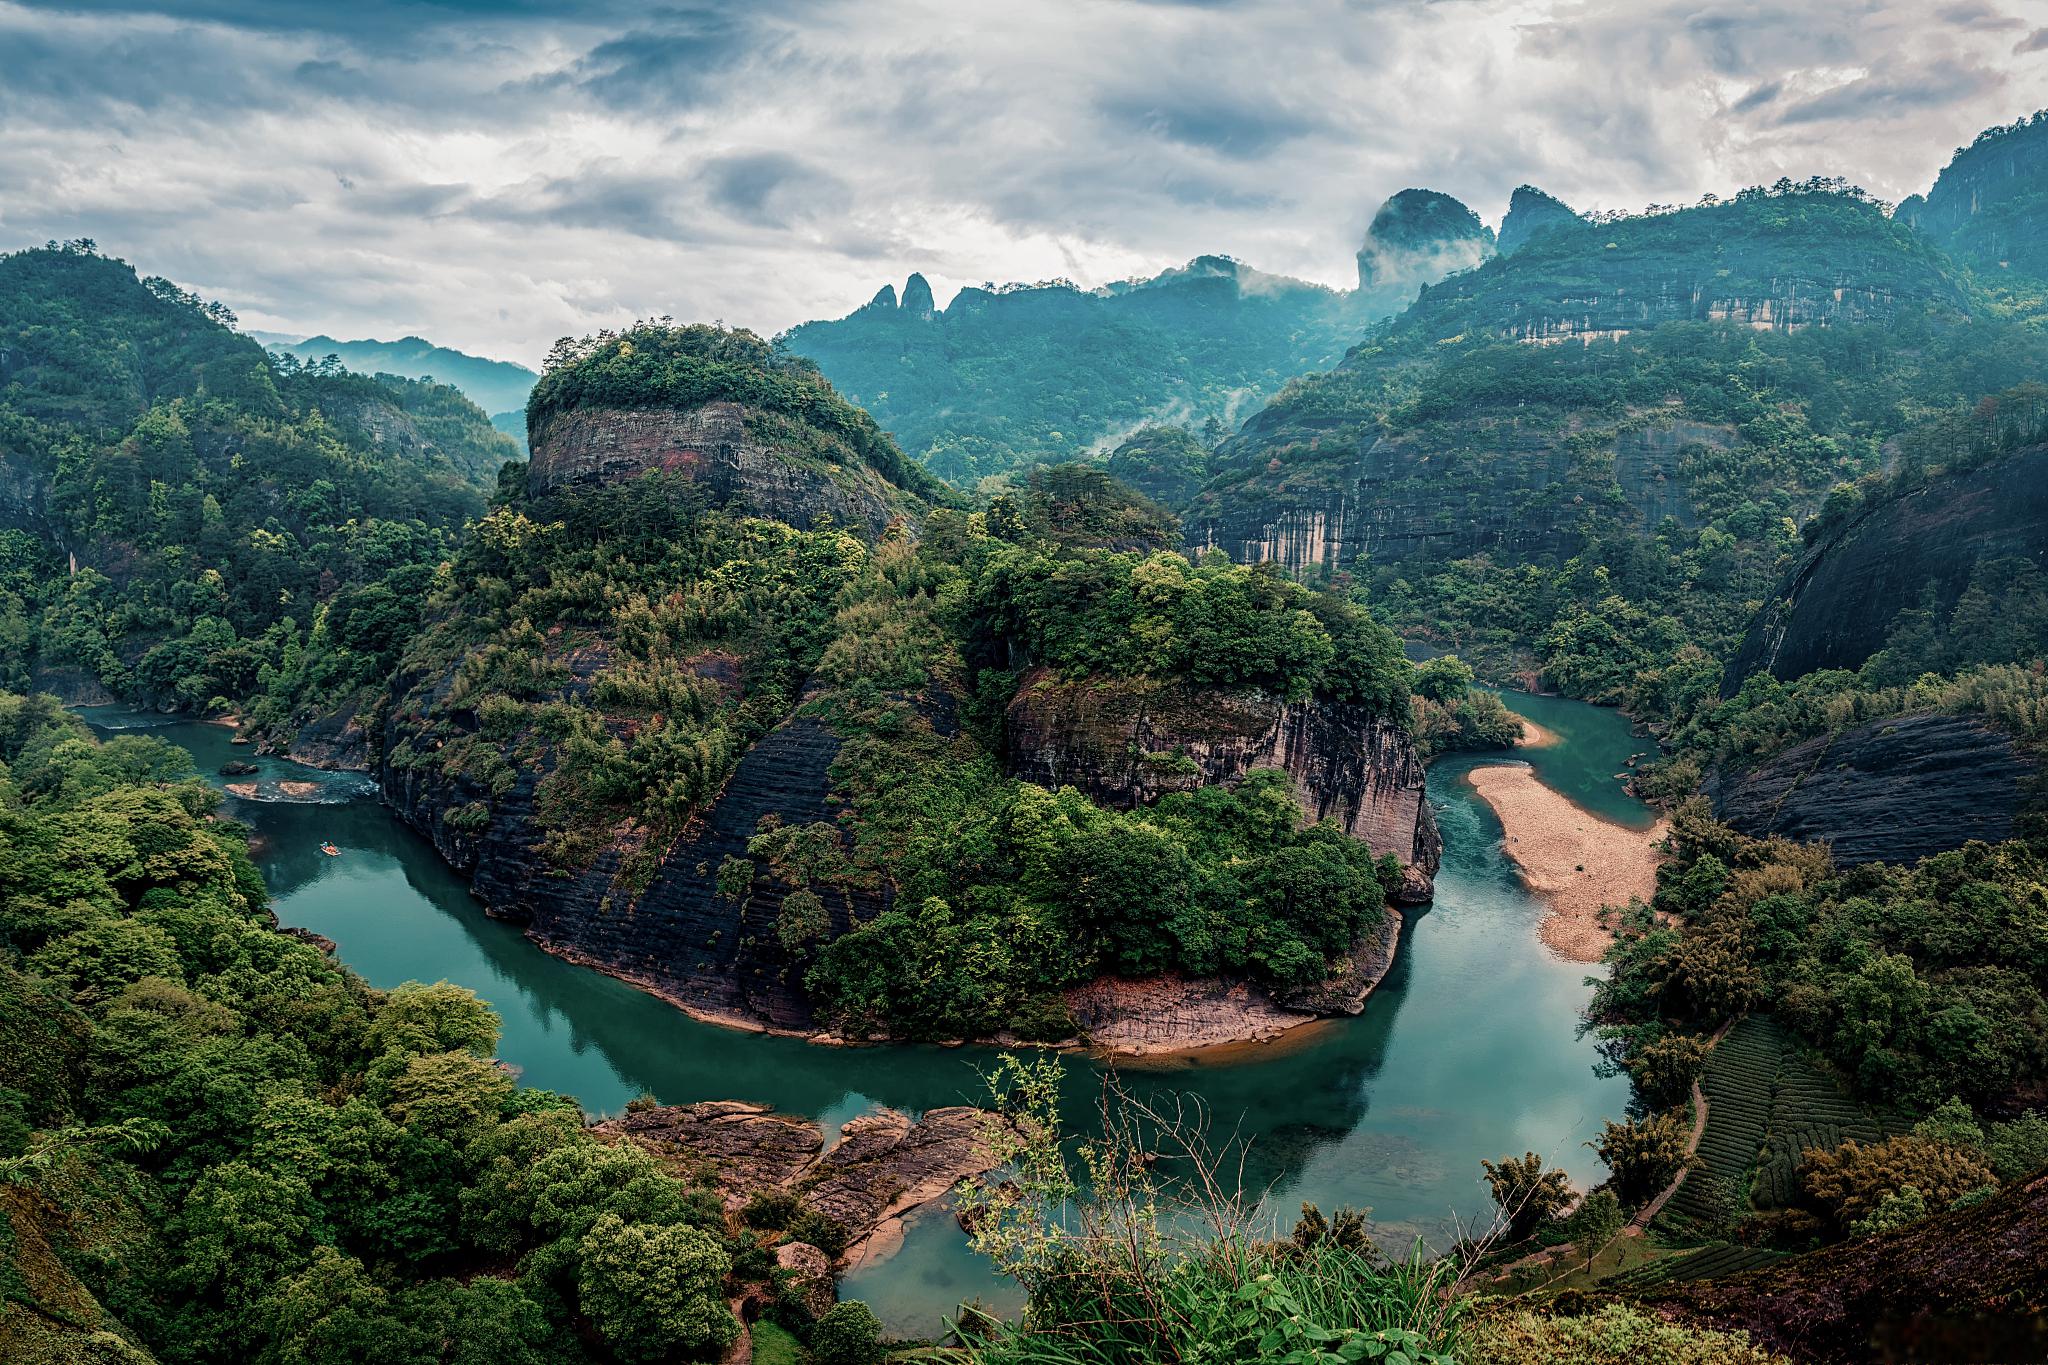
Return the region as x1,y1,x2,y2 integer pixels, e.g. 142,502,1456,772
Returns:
0,242,512,744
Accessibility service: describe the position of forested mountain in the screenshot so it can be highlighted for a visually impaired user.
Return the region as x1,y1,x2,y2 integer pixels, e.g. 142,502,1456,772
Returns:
257,332,539,441
0,242,514,741
375,323,1443,1045
1900,110,2048,313
780,188,1499,486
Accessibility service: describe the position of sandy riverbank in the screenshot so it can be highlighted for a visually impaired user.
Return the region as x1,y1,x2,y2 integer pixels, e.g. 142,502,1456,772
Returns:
1465,764,1666,962
1513,717,1558,748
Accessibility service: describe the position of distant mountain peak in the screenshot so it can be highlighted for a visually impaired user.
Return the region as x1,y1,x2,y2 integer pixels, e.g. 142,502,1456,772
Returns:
901,272,936,318
1497,185,1581,255
1356,188,1494,294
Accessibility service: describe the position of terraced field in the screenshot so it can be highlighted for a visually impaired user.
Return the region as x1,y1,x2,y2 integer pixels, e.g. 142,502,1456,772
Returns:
1660,1017,1907,1231
1604,1240,1786,1288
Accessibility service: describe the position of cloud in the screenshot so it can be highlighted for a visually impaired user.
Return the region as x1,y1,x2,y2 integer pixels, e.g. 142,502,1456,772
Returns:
0,0,2041,366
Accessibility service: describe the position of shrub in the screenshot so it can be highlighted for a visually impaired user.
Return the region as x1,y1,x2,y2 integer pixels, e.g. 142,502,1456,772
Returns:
1798,1135,1997,1231
787,1208,850,1258
809,1301,886,1365
1466,1302,1791,1364
1481,1152,1573,1241
741,1189,799,1231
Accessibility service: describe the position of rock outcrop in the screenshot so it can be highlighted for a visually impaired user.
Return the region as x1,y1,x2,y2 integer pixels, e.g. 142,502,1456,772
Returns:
380,697,878,1034
1191,416,1729,573
1355,189,1494,294
527,402,912,537
596,1101,1005,1261
1898,111,2048,282
1702,712,2040,866
1065,909,1401,1053
1496,185,1580,256
1728,444,2048,685
1004,671,1441,896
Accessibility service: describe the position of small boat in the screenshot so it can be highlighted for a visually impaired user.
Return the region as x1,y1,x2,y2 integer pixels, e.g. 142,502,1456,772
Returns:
320,843,341,857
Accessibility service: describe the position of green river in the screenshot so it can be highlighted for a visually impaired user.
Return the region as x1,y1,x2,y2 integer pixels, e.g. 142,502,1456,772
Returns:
84,691,1644,1336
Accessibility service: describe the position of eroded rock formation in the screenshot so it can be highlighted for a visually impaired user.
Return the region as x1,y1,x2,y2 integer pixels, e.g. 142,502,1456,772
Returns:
1703,712,2040,865
1004,670,1440,898
596,1101,1005,1261
1729,444,2048,685
527,401,911,537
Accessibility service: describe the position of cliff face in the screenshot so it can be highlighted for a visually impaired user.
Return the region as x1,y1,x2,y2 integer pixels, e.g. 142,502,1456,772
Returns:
1702,712,2040,866
1004,670,1441,899
380,695,880,1034
527,401,911,536
1898,112,2048,281
1190,416,1728,572
1355,188,1494,294
1729,444,2048,684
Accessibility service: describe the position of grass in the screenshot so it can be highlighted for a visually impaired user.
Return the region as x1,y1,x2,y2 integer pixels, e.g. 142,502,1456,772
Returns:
752,1319,806,1365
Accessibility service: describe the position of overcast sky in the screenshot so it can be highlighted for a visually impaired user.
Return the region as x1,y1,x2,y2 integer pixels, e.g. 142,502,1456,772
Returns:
2,0,2044,367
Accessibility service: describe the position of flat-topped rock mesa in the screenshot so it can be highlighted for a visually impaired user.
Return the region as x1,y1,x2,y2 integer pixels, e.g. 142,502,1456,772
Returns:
1004,670,1441,900
1729,444,2048,685
1704,712,2040,865
527,400,915,538
595,1100,1004,1261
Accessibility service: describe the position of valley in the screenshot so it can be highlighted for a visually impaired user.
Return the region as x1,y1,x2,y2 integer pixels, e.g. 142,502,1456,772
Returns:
82,686,1642,1336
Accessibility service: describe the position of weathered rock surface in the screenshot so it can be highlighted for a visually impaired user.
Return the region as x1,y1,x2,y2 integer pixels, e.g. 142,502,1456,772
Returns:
527,402,911,537
1190,416,1729,573
281,697,370,771
1004,670,1441,893
379,700,878,1034
773,1242,836,1318
596,1101,1004,1260
1066,909,1401,1053
1729,444,2048,685
1703,712,2040,866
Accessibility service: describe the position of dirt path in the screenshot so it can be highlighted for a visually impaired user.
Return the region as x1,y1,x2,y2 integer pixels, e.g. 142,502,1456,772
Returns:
1465,764,1667,962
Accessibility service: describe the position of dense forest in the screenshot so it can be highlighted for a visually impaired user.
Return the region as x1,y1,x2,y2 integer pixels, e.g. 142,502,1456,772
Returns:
0,242,512,747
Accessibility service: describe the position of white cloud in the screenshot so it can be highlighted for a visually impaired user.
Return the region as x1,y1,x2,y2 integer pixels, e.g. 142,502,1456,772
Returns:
0,0,2040,366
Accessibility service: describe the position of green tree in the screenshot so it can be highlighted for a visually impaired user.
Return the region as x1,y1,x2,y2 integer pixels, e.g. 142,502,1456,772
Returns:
575,1212,736,1361
1480,1152,1573,1241
809,1300,887,1365
1562,1189,1624,1270
1592,1114,1691,1208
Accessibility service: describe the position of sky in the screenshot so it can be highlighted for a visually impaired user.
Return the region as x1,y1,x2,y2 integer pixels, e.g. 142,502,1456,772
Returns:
2,0,2045,367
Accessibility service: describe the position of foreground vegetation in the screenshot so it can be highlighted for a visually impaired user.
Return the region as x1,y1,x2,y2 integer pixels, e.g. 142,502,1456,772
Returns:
0,694,883,1364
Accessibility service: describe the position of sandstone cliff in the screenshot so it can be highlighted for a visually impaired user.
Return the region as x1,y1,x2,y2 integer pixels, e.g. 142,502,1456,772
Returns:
1192,415,1729,572
1004,670,1441,898
1702,712,2040,866
527,400,915,537
1728,444,2048,685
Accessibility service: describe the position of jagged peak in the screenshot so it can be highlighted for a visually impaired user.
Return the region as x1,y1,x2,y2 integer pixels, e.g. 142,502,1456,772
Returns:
1497,185,1582,255
863,283,898,311
901,272,936,318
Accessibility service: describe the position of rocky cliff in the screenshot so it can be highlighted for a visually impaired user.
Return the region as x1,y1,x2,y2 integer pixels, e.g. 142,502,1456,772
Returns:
1191,415,1730,571
1898,110,2048,283
527,401,913,537
1496,185,1580,256
1004,670,1441,899
380,693,880,1034
1702,712,2041,866
1728,444,2048,684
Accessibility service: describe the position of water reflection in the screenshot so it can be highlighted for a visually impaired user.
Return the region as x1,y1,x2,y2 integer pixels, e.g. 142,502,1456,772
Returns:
84,699,1640,1334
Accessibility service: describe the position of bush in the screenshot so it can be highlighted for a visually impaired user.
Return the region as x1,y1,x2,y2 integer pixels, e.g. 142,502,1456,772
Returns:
1467,1302,1791,1364
809,1301,886,1365
787,1208,850,1258
741,1189,799,1231
1798,1135,1996,1231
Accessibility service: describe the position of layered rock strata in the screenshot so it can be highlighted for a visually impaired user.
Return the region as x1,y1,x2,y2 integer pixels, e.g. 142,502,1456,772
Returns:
1004,670,1441,898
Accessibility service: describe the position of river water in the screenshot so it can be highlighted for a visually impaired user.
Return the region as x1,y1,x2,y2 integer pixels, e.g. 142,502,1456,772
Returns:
84,693,1643,1335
